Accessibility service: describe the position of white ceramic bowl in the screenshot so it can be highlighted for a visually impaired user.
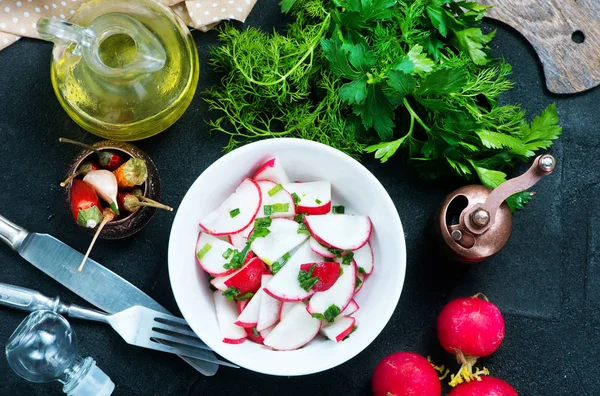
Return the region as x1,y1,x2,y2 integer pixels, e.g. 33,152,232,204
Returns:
168,138,406,376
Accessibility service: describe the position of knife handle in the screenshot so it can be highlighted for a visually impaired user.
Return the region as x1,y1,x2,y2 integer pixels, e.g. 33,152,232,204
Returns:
0,215,29,250
0,282,62,312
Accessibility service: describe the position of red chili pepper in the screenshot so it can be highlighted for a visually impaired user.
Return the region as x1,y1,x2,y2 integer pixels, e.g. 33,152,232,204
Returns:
70,179,104,228
59,138,123,170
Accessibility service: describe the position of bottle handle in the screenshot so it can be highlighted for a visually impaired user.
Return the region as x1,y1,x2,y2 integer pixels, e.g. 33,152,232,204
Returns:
36,18,94,56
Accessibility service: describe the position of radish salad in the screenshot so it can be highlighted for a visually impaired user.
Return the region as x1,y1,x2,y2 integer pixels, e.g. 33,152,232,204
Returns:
195,157,374,350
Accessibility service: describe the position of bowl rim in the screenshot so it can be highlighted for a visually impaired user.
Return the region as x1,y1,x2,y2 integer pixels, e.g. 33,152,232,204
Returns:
167,138,406,376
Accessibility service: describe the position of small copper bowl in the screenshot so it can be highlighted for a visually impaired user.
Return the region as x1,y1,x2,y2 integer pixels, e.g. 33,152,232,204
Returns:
63,140,161,239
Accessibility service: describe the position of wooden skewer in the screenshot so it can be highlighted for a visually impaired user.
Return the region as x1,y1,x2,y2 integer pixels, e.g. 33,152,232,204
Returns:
78,208,115,272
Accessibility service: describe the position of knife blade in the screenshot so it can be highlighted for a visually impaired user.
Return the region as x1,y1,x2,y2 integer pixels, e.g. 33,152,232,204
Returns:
0,214,222,376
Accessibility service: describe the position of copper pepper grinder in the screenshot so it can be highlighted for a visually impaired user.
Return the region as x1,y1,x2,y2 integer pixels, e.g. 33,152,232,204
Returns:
437,154,557,263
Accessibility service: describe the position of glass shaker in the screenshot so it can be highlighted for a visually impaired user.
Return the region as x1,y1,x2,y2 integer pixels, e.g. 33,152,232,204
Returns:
5,310,114,396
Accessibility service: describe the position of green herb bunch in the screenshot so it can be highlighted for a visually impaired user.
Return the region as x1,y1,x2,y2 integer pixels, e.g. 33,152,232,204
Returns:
205,0,562,210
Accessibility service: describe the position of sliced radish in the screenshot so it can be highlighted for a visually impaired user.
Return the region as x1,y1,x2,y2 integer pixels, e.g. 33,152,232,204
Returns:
355,272,365,294
235,292,262,328
210,271,237,291
260,325,275,339
253,158,291,184
299,262,341,292
320,316,356,342
263,240,322,302
341,299,359,316
309,237,336,258
256,180,296,218
251,218,309,266
263,303,321,351
228,223,252,249
307,262,356,318
257,275,282,331
213,291,247,344
279,302,296,321
224,256,268,294
237,299,249,315
196,232,238,276
304,214,372,250
283,181,331,215
245,327,264,344
353,241,374,275
199,178,261,236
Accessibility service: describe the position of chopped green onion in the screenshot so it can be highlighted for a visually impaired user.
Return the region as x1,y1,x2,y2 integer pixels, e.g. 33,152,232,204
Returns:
271,252,291,275
297,223,310,235
311,313,325,321
323,304,341,323
339,267,344,277
222,248,234,259
328,248,343,258
252,228,271,239
342,326,357,341
222,286,240,301
291,192,300,205
355,276,362,289
342,251,354,265
294,214,305,223
332,205,345,214
315,198,322,205
252,327,260,337
229,208,240,218
254,217,272,228
298,264,318,292
196,244,212,260
237,292,254,301
358,267,366,274
264,203,290,215
268,184,284,197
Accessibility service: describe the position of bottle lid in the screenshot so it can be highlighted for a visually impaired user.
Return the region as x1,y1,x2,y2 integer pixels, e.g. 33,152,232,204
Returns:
66,360,115,396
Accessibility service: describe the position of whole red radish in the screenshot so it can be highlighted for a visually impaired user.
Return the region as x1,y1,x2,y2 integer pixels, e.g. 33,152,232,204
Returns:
372,352,441,396
448,376,518,396
437,294,505,385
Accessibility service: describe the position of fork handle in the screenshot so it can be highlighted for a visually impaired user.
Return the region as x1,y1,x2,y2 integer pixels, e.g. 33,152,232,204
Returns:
64,304,110,324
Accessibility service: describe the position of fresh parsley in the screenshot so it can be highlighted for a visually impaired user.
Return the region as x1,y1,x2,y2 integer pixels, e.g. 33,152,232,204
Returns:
205,0,562,212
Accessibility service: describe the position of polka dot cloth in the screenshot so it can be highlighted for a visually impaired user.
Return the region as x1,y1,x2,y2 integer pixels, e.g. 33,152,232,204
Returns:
0,0,258,50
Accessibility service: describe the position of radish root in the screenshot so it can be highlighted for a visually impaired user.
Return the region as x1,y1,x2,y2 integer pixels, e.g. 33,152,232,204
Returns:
448,350,490,387
427,356,450,380
473,292,489,302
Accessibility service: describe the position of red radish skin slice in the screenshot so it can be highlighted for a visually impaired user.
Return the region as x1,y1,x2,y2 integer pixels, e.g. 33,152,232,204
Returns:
257,275,282,331
210,271,237,291
253,158,291,184
213,291,247,344
341,299,359,316
263,303,321,351
320,316,356,342
283,181,331,215
224,257,268,294
199,178,262,236
309,237,336,258
235,291,262,328
353,241,374,275
250,218,309,265
307,262,356,317
237,299,249,315
299,262,341,292
256,180,296,219
355,272,365,295
245,327,264,344
263,240,322,302
304,214,372,251
279,302,296,321
196,233,238,276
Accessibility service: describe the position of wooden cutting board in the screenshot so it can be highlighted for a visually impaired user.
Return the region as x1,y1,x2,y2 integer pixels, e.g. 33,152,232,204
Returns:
478,0,600,94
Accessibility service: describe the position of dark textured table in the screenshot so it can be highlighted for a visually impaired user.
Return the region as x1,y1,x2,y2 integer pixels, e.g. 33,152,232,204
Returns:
1,1,599,395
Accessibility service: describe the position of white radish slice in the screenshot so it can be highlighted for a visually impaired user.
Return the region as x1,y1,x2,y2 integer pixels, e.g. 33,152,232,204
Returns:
307,262,356,316
235,292,262,328
257,275,282,331
283,181,331,215
213,291,247,344
253,157,291,184
355,272,365,294
260,325,275,339
256,180,296,218
304,214,372,250
353,241,374,275
320,316,356,342
263,303,321,351
263,240,322,302
196,233,237,276
199,178,261,236
234,274,272,327
228,223,253,250
309,236,336,258
279,302,296,321
210,271,238,291
341,299,359,316
251,218,309,266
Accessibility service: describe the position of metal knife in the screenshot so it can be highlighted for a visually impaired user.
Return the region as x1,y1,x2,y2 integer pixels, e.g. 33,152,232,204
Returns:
0,214,221,376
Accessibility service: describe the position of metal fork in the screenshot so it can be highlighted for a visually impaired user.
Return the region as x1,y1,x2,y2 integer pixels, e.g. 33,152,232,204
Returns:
0,282,238,368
